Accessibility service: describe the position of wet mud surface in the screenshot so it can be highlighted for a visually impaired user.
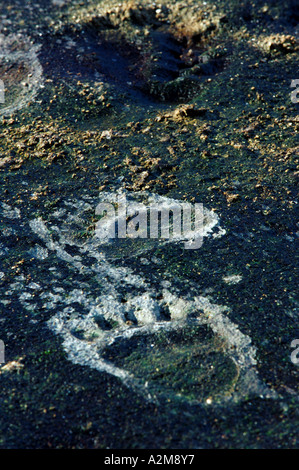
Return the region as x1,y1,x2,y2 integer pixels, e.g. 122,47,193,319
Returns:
0,0,298,448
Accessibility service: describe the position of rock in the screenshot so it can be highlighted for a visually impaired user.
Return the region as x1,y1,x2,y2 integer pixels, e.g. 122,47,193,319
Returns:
258,34,298,54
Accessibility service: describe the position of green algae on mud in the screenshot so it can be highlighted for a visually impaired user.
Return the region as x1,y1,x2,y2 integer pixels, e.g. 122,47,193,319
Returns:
102,324,239,403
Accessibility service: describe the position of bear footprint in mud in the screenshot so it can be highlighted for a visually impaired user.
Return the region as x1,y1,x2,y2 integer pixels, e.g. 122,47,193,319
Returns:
44,3,226,103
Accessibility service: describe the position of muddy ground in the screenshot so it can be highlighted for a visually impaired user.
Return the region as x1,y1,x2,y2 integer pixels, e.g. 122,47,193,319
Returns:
0,0,298,448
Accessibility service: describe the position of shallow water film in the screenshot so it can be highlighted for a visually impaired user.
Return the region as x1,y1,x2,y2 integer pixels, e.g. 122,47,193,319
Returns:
0,0,298,449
